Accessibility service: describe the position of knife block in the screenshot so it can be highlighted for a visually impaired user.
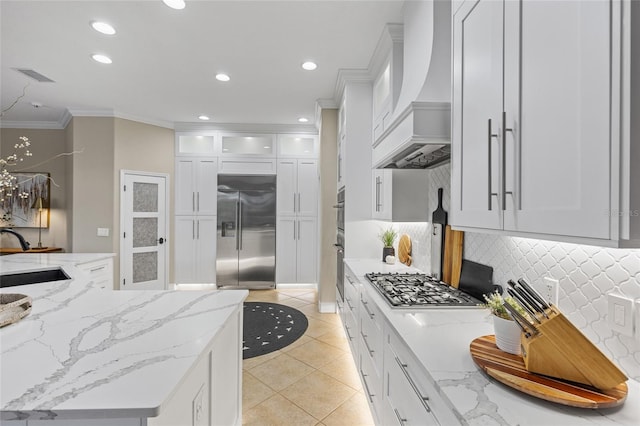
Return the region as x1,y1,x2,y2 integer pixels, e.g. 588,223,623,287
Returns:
520,307,627,390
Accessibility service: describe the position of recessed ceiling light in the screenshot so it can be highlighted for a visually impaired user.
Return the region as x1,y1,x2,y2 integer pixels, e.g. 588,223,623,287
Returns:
163,0,186,10
302,61,317,71
198,115,210,121
91,21,116,35
92,54,112,64
298,117,309,123
263,146,270,149
216,73,230,82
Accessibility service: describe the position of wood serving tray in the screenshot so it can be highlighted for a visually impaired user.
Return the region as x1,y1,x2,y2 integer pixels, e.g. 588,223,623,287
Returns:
470,335,627,409
0,293,32,327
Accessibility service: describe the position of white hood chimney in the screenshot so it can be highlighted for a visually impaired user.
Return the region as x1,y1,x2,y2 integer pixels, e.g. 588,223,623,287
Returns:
373,0,451,169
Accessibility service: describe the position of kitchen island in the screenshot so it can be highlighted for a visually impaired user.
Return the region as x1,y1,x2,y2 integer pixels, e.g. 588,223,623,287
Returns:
0,254,246,425
344,258,640,426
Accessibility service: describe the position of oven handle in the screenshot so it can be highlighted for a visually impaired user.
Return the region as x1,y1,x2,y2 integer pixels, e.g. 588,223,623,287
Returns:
333,203,344,209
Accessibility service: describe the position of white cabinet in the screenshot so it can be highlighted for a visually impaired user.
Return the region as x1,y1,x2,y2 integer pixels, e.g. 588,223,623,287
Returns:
219,133,275,157
276,134,318,158
75,257,114,290
277,159,318,217
176,157,217,216
371,169,429,221
175,133,217,157
452,0,638,246
276,216,317,284
174,216,216,284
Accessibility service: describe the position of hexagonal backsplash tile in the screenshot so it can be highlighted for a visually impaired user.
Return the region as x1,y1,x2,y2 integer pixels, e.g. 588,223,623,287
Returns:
406,163,640,381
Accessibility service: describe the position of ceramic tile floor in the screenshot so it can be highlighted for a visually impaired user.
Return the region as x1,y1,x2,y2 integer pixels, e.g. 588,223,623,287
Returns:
242,288,375,426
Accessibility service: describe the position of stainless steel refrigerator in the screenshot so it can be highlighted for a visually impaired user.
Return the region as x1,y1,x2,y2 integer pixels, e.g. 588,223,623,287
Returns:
216,175,276,289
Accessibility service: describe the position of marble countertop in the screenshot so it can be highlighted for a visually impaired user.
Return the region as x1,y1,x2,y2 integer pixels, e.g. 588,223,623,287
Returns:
0,254,247,421
345,258,640,426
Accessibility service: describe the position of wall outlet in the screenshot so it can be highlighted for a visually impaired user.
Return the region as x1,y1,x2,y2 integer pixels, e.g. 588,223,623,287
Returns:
541,277,560,306
97,228,109,237
607,293,634,337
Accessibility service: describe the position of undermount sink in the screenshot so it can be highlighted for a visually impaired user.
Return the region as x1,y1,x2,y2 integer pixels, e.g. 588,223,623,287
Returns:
0,268,71,288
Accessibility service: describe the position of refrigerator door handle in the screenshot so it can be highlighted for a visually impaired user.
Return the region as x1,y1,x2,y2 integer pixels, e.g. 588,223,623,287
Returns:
235,200,240,250
298,220,301,240
238,200,243,250
293,220,296,240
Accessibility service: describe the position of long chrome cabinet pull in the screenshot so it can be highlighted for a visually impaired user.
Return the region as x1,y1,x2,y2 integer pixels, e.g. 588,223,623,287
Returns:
502,111,513,211
395,356,431,413
345,297,354,311
361,331,375,356
192,192,196,212
394,408,408,425
361,371,375,403
192,220,195,240
298,220,301,240
293,221,296,240
293,193,296,212
197,192,200,211
297,193,301,212
362,300,375,319
487,118,499,210
344,324,354,341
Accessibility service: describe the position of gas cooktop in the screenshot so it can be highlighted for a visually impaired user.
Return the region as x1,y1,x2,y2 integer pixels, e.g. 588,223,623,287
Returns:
365,272,482,308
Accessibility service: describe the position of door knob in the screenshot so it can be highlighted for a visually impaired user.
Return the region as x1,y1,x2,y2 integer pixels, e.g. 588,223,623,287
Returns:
158,237,165,244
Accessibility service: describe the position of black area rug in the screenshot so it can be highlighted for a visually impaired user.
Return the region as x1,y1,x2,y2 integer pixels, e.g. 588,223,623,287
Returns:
243,302,308,359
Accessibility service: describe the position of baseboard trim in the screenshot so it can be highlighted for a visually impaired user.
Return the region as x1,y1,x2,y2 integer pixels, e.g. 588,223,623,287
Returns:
318,301,337,313
276,283,318,290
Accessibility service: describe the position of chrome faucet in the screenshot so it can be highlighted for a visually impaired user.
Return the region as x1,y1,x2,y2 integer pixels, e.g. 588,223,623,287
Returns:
0,229,30,251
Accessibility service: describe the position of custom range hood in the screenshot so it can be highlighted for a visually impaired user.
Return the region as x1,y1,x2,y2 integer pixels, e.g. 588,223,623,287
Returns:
372,0,451,169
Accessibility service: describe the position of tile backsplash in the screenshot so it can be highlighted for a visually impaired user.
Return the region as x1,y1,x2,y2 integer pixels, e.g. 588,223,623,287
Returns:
403,163,640,381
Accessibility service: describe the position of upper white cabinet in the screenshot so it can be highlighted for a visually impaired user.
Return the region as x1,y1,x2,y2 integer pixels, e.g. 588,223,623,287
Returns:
219,132,276,157
176,133,216,156
371,24,403,144
372,169,429,222
277,159,318,217
175,157,217,216
277,134,319,158
452,0,639,246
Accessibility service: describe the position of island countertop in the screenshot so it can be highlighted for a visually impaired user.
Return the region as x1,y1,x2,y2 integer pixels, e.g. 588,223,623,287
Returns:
0,254,247,422
345,258,640,426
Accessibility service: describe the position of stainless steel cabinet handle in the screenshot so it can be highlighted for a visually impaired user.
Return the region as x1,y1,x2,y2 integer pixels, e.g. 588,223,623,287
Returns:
192,220,195,240
361,331,374,356
197,192,200,212
344,325,354,341
487,118,499,210
375,177,382,212
362,300,375,319
297,193,301,212
90,266,106,273
395,356,431,413
297,220,301,240
293,220,296,240
361,371,375,403
197,220,200,239
345,297,354,311
192,192,195,212
394,408,407,425
293,193,296,212
502,111,514,211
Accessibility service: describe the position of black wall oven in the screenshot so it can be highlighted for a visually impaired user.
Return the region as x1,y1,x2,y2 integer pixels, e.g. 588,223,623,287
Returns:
335,187,345,301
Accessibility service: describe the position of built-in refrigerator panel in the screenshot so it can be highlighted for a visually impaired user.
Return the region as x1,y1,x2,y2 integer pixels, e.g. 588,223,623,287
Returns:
217,175,276,289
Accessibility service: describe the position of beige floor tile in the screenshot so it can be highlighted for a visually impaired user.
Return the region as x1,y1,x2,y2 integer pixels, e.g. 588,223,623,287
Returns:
321,391,375,426
315,328,350,352
279,334,313,353
318,352,362,391
280,370,356,420
243,394,318,426
279,297,311,308
287,339,345,369
297,303,324,319
293,291,318,303
246,291,293,304
242,371,276,412
248,352,315,391
303,317,338,338
312,313,343,326
276,288,316,297
242,350,282,370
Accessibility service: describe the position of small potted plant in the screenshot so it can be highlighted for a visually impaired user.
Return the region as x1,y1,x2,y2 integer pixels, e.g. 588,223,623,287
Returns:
378,227,398,262
483,292,528,355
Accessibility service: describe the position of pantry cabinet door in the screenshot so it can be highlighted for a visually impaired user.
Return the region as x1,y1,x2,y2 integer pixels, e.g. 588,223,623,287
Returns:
451,0,503,230
277,160,297,216
195,159,217,216
502,0,611,239
276,216,297,283
296,216,317,284
195,216,217,283
296,160,318,217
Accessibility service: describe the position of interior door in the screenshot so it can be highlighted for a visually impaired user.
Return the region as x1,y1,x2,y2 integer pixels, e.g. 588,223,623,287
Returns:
216,190,239,287
120,171,168,290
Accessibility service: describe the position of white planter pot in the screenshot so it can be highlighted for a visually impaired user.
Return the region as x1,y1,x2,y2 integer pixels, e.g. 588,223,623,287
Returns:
493,315,522,355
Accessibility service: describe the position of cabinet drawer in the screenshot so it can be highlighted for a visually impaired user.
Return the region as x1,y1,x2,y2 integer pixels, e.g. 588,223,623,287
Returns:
343,309,358,358
359,294,383,375
359,342,382,423
76,258,113,289
344,273,359,316
385,329,460,426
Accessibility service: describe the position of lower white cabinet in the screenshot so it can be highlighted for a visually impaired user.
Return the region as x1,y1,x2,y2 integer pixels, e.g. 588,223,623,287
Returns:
76,257,114,290
174,216,216,284
276,216,317,284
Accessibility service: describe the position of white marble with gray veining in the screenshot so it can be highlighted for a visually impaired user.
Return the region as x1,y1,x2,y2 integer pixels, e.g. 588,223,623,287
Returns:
0,254,247,421
346,258,640,426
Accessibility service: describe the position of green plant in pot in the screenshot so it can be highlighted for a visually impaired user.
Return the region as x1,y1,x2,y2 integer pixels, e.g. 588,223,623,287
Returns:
483,292,529,355
378,227,398,262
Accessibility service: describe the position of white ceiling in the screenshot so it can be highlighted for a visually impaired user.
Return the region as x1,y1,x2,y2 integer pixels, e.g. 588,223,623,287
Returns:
0,0,404,129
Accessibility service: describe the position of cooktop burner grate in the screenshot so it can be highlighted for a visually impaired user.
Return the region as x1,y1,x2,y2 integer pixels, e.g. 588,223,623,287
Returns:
365,272,482,308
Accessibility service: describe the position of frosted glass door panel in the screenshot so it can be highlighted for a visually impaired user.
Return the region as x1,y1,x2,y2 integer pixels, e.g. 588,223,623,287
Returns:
277,135,317,157
178,135,215,155
133,252,158,283
221,135,274,155
133,218,158,248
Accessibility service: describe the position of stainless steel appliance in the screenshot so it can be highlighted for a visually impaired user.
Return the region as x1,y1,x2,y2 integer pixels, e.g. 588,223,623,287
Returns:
365,272,482,308
334,187,345,301
217,175,276,289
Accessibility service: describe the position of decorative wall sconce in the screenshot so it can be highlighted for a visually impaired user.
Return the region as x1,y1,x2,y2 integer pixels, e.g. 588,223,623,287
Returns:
31,196,49,249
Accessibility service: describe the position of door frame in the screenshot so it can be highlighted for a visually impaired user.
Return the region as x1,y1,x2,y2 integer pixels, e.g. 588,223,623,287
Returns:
119,169,170,290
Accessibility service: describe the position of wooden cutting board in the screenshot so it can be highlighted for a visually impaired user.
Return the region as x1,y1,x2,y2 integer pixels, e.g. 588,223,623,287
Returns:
470,335,627,409
398,234,412,266
443,227,464,286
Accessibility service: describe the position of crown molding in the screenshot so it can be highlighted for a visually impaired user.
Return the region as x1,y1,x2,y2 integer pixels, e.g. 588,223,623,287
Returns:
66,109,175,129
173,122,318,134
0,120,66,129
368,23,404,78
333,69,372,105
